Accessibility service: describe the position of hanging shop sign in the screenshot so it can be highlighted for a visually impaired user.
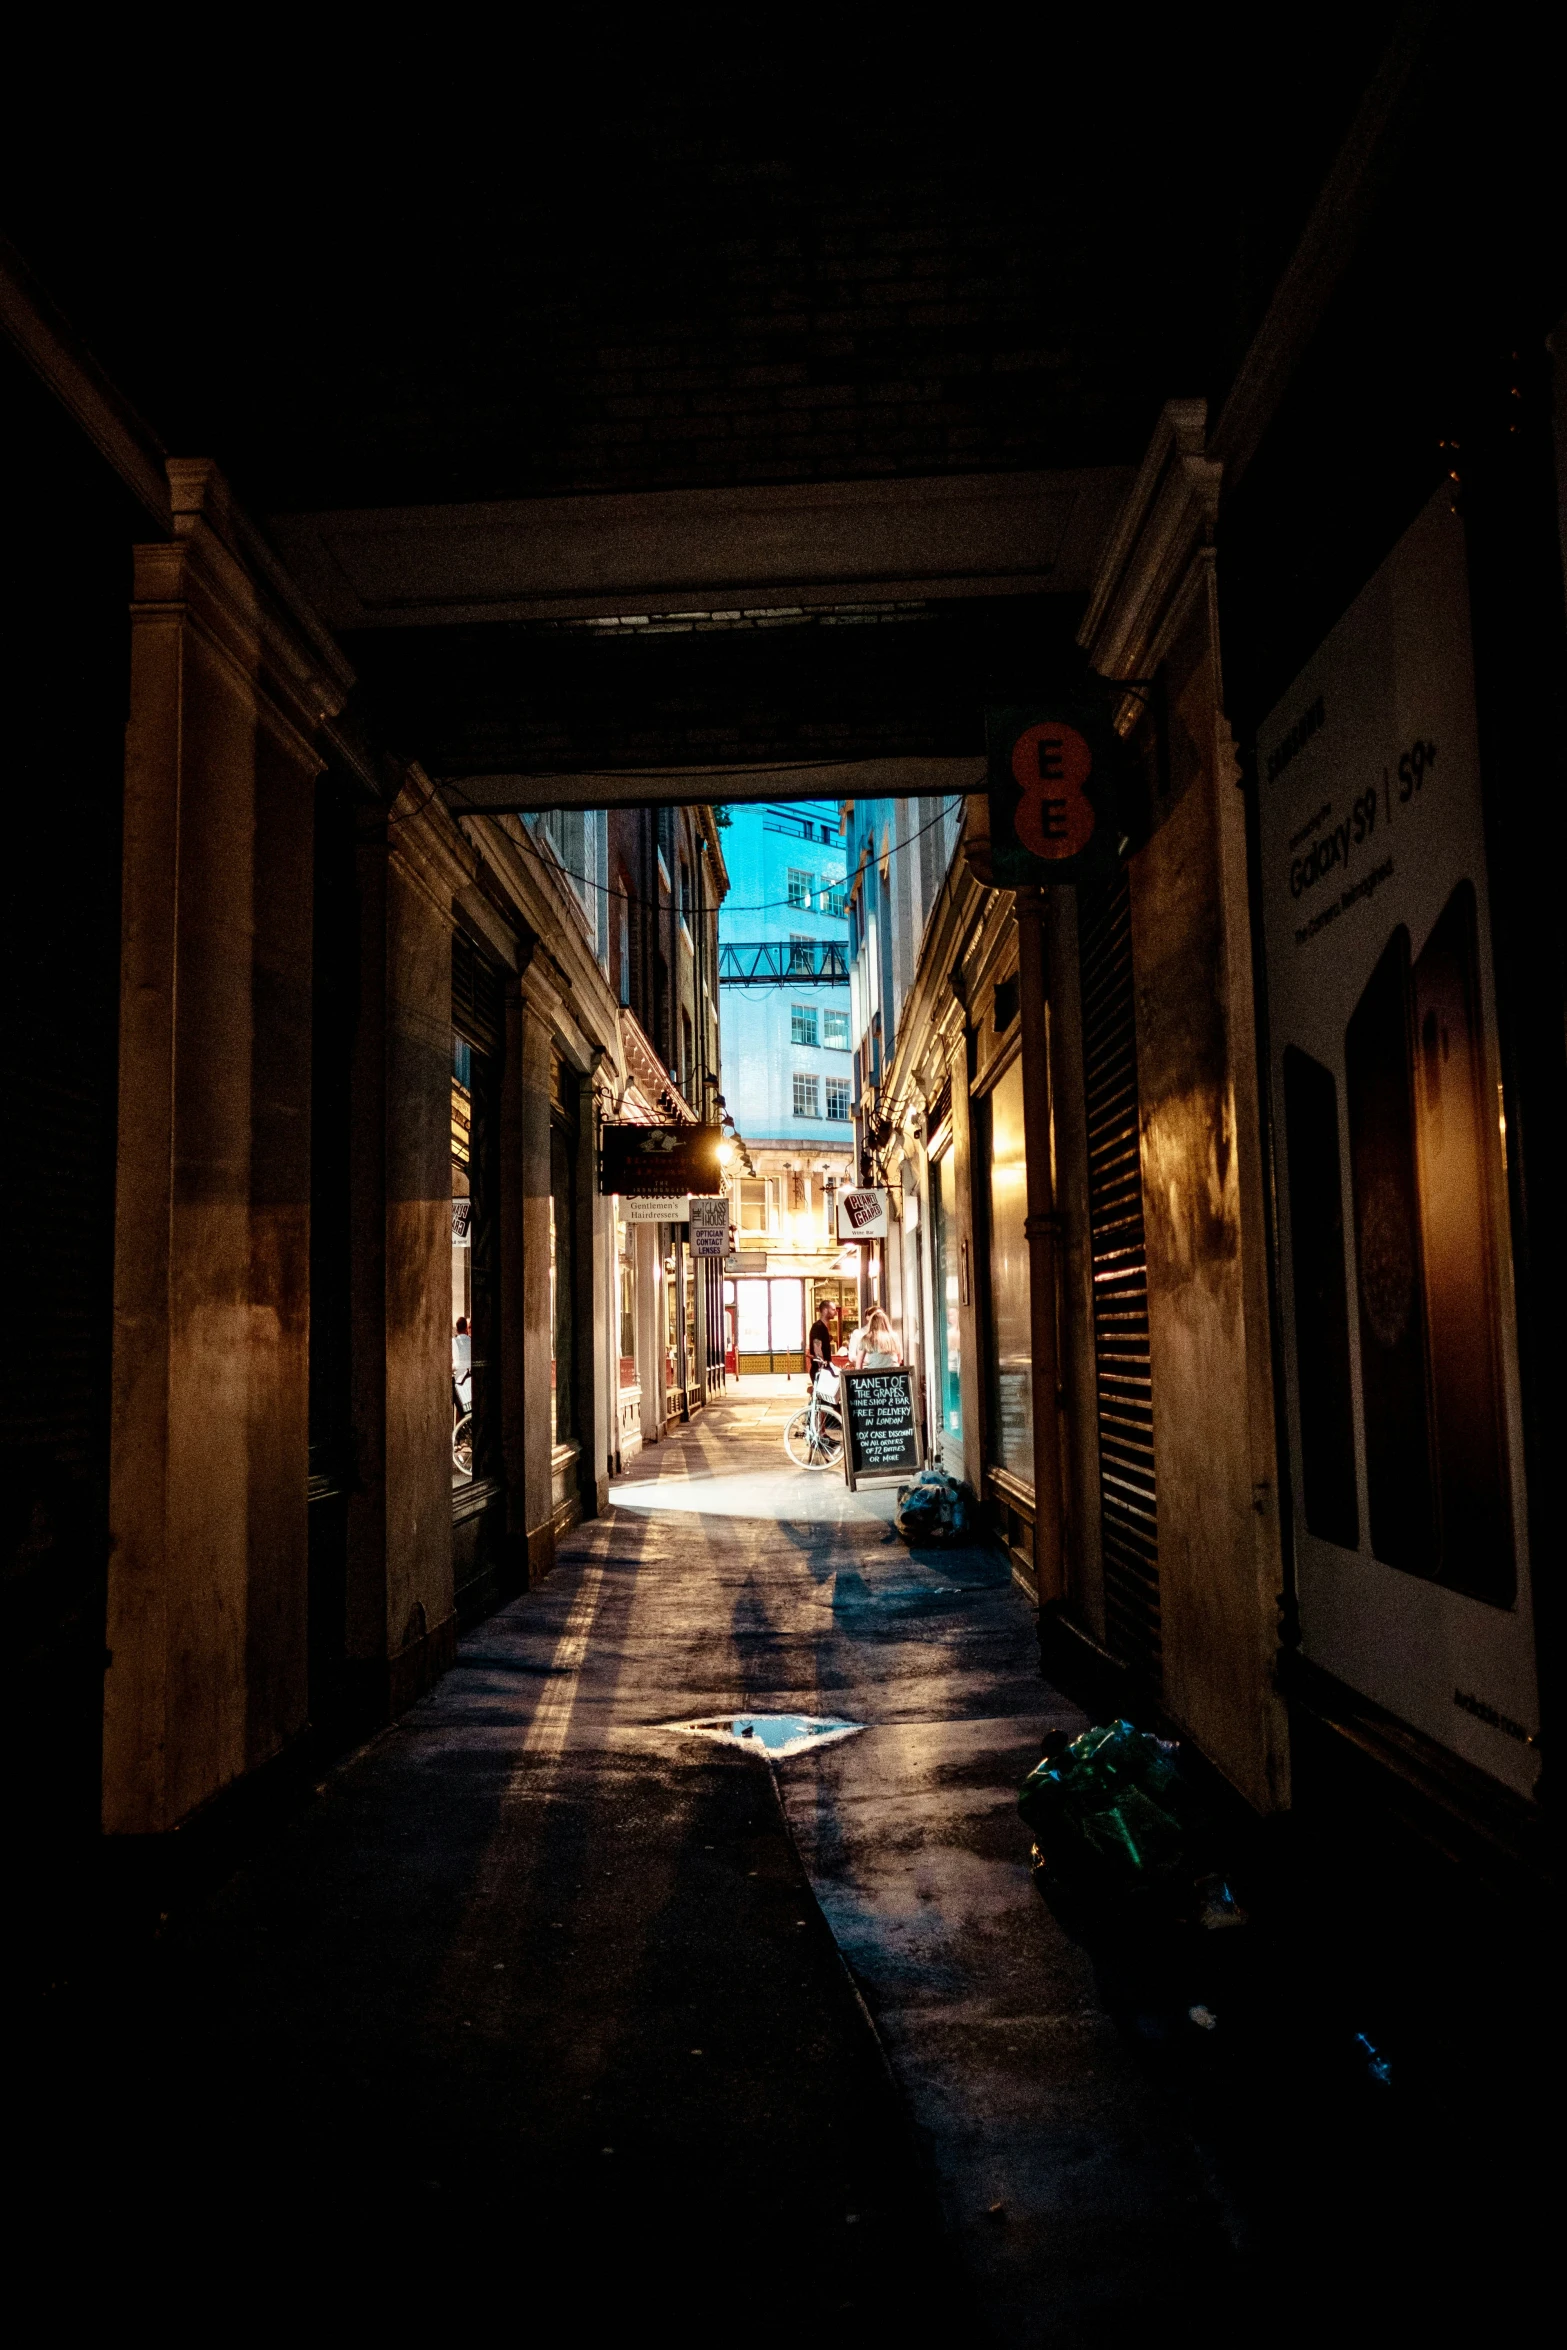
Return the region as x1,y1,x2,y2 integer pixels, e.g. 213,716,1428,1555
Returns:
985,704,1118,887
619,1194,688,1223
840,1367,923,1489
836,1186,889,1241
601,1122,725,1199
451,1198,472,1246
688,1195,730,1258
1256,487,1536,1799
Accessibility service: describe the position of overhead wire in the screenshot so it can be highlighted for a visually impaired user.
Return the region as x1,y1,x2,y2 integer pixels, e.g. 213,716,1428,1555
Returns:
453,792,968,921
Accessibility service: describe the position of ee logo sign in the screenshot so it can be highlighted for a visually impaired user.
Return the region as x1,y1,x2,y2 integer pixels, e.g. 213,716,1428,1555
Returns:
1010,720,1095,859
985,705,1115,886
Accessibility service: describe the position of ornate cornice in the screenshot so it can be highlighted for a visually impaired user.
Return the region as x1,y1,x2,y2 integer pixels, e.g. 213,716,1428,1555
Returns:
1078,401,1221,719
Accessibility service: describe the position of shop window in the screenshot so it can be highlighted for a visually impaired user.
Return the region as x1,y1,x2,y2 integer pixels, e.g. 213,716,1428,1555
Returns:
451,931,504,1498
787,867,813,910
983,1057,1033,1483
822,1009,850,1049
825,1078,852,1121
790,1004,819,1047
931,1151,962,1448
792,1073,820,1119
617,1219,637,1388
550,1106,576,1448
451,1034,474,1485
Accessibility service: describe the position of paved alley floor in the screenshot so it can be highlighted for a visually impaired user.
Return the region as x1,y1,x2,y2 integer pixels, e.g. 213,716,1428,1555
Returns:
21,1396,1243,2338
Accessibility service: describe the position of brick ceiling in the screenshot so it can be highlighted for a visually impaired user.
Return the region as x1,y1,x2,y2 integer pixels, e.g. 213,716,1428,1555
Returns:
2,27,1402,515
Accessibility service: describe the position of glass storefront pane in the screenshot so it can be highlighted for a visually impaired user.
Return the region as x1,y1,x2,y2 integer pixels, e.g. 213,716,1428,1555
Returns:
451,1032,473,1487
986,1056,1033,1482
931,1151,962,1443
769,1279,803,1352
736,1280,770,1353
617,1219,636,1387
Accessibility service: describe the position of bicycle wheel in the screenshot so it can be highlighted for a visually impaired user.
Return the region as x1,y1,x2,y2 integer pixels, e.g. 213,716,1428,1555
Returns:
785,1406,843,1469
453,1414,474,1477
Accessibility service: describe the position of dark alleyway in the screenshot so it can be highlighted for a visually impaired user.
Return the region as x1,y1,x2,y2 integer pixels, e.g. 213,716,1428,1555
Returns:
11,1398,1221,2333
16,1395,1543,2337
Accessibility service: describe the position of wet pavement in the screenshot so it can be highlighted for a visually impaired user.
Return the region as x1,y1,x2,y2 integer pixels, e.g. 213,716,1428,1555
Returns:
15,1390,1293,2330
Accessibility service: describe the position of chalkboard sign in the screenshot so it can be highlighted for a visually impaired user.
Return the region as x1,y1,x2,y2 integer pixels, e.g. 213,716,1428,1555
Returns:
840,1367,923,1489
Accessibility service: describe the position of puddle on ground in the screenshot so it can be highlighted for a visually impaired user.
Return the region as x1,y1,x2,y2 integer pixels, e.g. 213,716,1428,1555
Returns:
667,1713,865,1759
831,1568,967,1619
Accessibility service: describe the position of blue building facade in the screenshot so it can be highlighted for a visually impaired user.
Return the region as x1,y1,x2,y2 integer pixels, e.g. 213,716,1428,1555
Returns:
718,802,853,1149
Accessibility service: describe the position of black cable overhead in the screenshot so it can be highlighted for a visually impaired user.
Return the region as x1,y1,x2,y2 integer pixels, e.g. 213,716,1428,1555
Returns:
466,796,966,922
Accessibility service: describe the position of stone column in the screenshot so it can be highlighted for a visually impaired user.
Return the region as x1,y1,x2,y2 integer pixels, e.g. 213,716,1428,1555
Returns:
104,461,349,1834
342,780,473,1716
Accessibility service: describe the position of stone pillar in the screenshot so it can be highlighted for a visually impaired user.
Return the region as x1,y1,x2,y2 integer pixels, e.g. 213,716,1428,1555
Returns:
342,781,472,1716
519,979,556,1576
104,461,349,1834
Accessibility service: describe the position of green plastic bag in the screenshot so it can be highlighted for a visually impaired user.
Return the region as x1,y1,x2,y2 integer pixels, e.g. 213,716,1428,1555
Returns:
1019,1720,1187,1889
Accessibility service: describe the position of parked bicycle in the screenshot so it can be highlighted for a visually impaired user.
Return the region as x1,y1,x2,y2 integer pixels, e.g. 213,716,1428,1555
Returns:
784,1374,843,1469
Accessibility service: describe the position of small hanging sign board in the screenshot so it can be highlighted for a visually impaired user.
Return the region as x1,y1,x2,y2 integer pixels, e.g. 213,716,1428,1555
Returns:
836,1186,889,1240
840,1367,923,1490
688,1195,730,1257
620,1195,688,1223
985,704,1119,887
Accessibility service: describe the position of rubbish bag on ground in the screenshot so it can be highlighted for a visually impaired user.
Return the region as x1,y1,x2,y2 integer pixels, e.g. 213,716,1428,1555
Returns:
893,1467,976,1545
1018,1719,1190,1895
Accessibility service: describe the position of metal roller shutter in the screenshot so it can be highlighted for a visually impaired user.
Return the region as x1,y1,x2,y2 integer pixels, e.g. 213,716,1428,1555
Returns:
1077,868,1161,1684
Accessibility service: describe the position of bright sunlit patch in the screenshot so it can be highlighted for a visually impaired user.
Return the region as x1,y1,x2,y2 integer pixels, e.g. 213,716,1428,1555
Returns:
666,1712,864,1759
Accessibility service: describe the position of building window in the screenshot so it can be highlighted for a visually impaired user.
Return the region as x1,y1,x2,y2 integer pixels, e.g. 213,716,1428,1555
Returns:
793,1073,820,1119
821,882,847,917
825,1078,852,1121
790,1003,819,1047
738,1178,769,1232
787,867,813,911
789,933,814,973
822,1009,850,1049
618,1220,637,1390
